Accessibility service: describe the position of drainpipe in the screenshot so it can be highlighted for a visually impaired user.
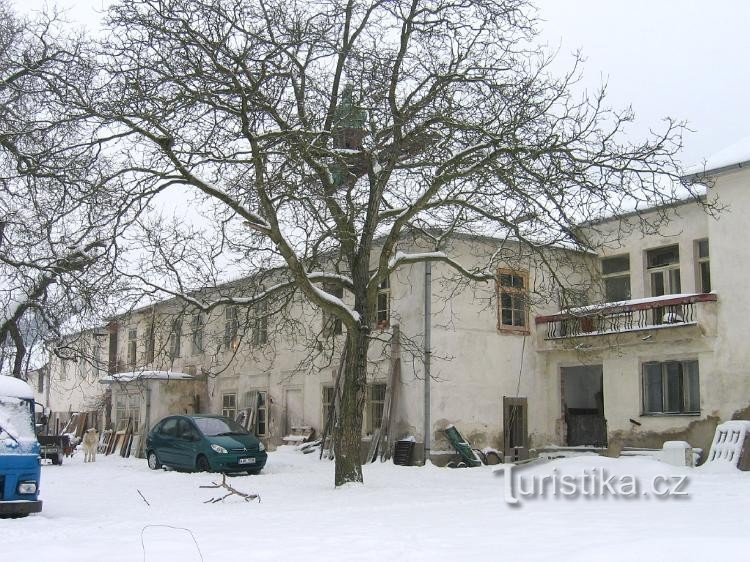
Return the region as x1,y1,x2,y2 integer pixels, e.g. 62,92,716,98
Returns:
424,261,432,465
143,385,152,457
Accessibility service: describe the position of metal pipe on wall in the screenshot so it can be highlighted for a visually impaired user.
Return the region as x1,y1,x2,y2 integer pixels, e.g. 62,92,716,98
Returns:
424,261,432,465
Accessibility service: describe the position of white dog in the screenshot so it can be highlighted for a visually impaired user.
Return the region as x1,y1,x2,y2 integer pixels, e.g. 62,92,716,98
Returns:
83,428,99,463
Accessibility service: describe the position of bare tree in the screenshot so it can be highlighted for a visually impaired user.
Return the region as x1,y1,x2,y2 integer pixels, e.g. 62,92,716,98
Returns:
77,0,703,485
0,2,142,378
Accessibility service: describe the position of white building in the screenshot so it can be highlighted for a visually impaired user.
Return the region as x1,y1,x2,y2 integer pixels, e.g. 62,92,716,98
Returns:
41,139,750,464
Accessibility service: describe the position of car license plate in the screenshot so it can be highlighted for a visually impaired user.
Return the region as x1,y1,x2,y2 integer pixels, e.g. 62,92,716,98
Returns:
238,457,255,465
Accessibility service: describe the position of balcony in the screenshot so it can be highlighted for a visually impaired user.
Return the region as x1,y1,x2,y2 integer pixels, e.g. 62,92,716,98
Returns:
536,293,717,343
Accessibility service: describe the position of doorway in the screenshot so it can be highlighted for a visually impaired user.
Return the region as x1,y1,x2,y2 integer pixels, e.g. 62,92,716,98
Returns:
561,365,607,447
503,396,529,461
284,388,303,434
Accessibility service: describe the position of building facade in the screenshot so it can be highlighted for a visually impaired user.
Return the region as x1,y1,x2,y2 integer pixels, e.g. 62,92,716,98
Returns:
39,144,750,463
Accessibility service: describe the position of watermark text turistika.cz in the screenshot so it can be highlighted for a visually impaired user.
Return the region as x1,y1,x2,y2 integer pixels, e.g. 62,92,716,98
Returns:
496,464,689,505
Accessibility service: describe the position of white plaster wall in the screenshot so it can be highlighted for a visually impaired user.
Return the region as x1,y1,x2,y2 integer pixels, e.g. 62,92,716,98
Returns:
584,200,709,299
44,332,107,415
706,169,750,420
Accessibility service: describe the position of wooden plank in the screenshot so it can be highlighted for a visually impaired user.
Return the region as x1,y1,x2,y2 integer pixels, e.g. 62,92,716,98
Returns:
120,418,133,457
374,325,400,462
319,344,347,460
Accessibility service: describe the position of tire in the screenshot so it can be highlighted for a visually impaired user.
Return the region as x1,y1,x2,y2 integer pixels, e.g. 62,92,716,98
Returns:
246,468,262,476
196,455,211,472
147,451,162,470
51,454,62,466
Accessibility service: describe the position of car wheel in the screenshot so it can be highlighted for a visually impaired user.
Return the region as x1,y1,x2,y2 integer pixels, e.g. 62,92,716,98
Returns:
51,454,62,465
196,455,211,472
147,451,162,470
246,468,261,476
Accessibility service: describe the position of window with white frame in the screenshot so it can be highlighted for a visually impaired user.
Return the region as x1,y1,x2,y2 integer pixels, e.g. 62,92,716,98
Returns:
127,328,138,368
366,383,387,434
252,302,268,346
115,393,141,431
240,390,268,436
191,314,204,355
224,306,239,350
115,394,126,429
696,239,711,293
168,318,182,359
497,269,528,331
256,391,268,436
129,394,141,432
601,255,631,302
647,245,681,296
642,360,700,415
222,392,237,419
376,278,390,328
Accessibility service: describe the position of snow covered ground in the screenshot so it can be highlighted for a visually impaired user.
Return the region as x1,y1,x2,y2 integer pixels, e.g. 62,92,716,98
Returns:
3,447,750,561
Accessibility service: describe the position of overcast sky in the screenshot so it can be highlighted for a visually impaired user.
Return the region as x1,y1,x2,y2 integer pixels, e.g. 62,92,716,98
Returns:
15,0,750,167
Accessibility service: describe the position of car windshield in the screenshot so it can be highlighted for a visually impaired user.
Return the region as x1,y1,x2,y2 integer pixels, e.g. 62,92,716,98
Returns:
192,417,249,437
0,396,36,448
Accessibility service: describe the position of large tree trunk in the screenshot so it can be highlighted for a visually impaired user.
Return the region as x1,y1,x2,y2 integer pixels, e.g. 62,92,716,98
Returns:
9,322,26,378
334,327,369,485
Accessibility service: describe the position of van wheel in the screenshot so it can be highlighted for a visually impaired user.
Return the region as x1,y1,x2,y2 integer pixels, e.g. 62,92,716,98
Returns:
196,455,211,472
147,451,162,470
52,454,62,465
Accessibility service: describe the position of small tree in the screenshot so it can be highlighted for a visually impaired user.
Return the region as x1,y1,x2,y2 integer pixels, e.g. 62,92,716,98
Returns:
79,0,700,485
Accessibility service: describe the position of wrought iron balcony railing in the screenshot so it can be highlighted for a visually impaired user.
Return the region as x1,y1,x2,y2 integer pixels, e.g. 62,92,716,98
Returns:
535,293,717,340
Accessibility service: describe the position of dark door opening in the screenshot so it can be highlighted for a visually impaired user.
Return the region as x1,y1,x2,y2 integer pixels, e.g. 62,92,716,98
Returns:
503,396,529,461
561,365,607,447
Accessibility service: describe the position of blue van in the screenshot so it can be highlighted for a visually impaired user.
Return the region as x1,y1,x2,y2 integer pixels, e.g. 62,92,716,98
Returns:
0,376,43,516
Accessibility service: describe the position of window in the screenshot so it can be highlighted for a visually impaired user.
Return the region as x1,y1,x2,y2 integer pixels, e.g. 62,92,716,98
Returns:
224,307,239,350
256,391,267,436
177,418,198,440
696,239,711,293
642,360,700,414
129,394,141,432
366,383,387,434
115,394,126,429
191,314,204,355
127,328,137,368
647,245,681,296
115,393,141,431
252,302,268,346
240,390,268,436
144,324,155,364
168,318,182,359
323,284,343,336
601,255,631,302
497,269,528,331
222,392,237,419
160,417,178,437
322,385,335,429
376,278,390,328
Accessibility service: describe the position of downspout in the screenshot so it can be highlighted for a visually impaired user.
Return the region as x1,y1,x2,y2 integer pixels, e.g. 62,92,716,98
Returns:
143,385,152,458
424,261,432,465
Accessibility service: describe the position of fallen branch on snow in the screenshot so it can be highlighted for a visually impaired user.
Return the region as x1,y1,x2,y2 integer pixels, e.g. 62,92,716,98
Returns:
200,474,261,503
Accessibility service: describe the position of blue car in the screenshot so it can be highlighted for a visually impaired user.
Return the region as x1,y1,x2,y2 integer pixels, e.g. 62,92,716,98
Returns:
146,414,267,474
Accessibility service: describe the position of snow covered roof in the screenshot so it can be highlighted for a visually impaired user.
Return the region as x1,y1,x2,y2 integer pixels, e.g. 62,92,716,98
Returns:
100,370,195,384
0,375,34,400
683,135,750,178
